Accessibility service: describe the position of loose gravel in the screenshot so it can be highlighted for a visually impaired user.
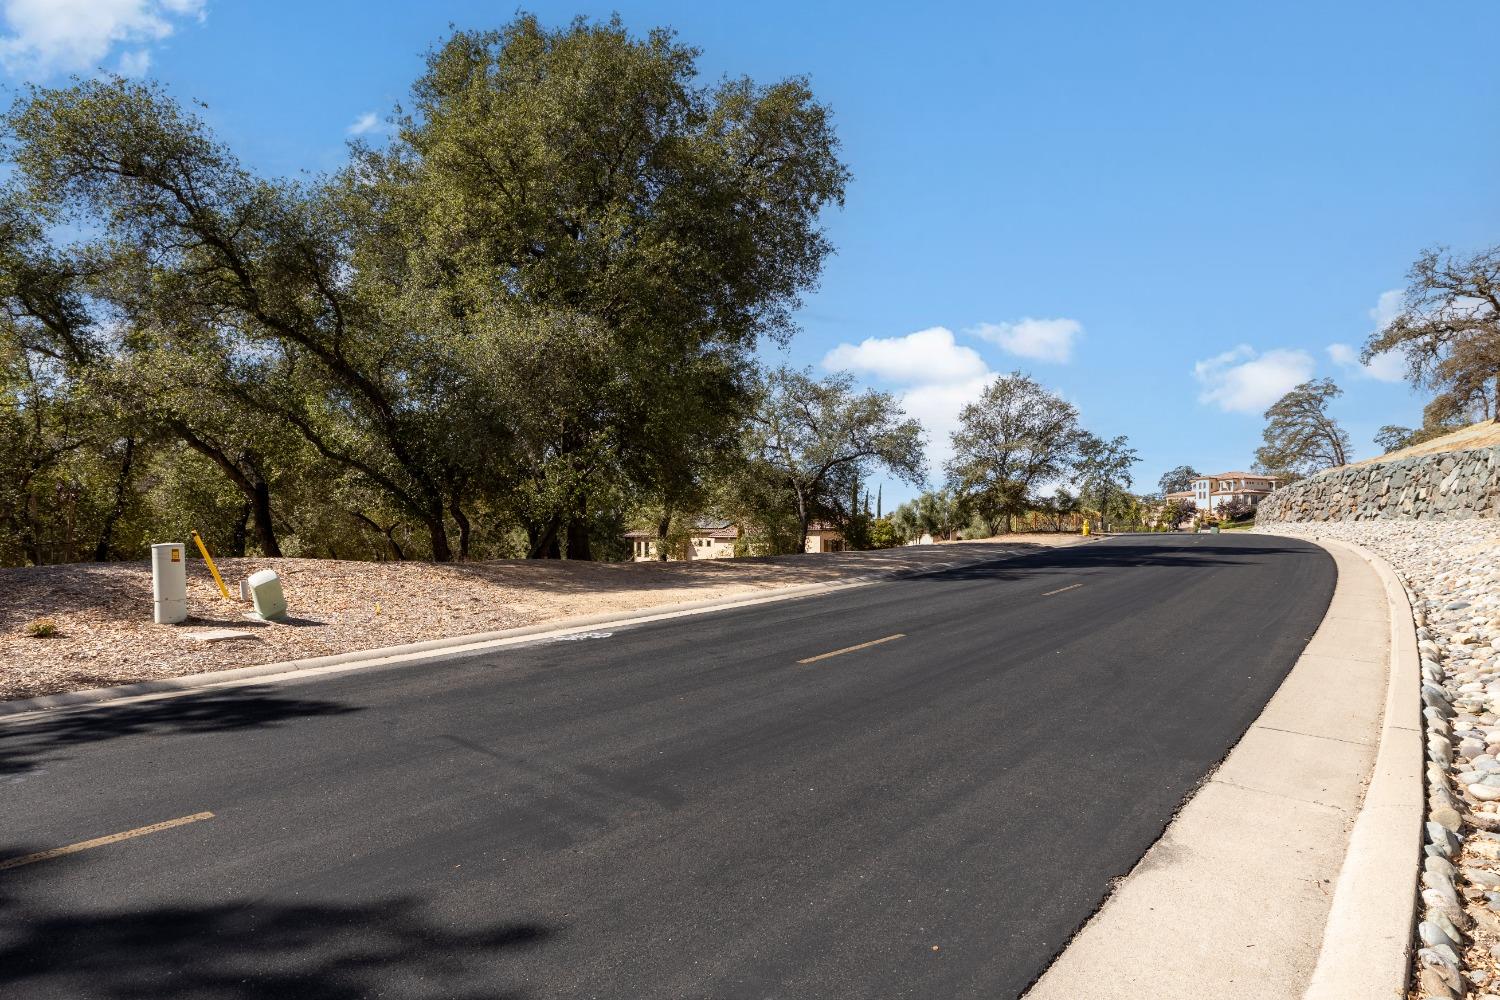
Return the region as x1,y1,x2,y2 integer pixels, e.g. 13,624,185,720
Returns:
1259,520,1500,1000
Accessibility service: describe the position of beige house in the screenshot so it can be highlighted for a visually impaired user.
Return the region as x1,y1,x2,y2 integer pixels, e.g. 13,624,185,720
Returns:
805,521,845,554
624,519,739,561
1190,471,1279,513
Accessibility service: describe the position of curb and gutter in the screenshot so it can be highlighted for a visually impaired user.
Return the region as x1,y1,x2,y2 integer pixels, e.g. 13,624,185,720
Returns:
6,533,1423,993
1026,534,1422,999
1302,537,1423,999
0,543,1069,722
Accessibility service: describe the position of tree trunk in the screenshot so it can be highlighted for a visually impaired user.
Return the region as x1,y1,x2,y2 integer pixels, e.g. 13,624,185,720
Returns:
426,511,453,562
449,494,471,561
526,517,562,559
565,517,592,560
248,476,281,557
655,512,672,561
93,436,135,561
795,490,810,554
228,502,250,557
171,425,284,557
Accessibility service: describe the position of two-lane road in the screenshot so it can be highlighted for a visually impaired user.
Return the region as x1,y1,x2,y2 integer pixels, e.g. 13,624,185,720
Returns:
0,534,1335,999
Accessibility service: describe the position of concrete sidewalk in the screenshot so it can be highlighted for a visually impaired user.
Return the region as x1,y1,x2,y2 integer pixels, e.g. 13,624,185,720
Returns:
1025,537,1415,999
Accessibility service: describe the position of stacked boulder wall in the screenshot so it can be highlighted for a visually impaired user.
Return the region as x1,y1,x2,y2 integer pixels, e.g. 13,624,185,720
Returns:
1254,445,1500,524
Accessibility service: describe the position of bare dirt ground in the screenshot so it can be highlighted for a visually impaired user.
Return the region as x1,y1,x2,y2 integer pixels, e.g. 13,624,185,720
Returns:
1,535,1079,702
1352,418,1500,467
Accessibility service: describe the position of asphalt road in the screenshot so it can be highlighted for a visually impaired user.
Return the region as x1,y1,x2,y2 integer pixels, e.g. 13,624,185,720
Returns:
0,534,1335,1000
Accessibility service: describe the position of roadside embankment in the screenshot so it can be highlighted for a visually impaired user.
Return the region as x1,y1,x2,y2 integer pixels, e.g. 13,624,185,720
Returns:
1263,520,1500,1000
0,535,1076,703
1255,444,1499,523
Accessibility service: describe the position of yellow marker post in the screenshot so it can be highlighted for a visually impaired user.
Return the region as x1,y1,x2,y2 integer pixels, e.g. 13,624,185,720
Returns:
1082,520,1090,536
191,530,232,600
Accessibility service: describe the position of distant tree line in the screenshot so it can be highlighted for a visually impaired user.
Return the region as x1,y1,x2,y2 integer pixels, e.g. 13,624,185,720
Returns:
0,15,1160,568
0,15,889,566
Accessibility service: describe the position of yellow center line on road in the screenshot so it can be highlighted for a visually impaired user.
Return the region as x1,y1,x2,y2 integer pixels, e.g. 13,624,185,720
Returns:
797,633,906,665
1042,583,1084,596
0,811,215,873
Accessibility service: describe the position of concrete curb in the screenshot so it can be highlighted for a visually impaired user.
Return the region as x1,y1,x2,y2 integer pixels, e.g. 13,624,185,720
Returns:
1300,536,1423,1000
0,544,1069,722
1025,532,1405,999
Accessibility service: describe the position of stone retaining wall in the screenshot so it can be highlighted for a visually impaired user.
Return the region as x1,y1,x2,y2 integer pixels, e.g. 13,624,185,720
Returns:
1256,445,1500,523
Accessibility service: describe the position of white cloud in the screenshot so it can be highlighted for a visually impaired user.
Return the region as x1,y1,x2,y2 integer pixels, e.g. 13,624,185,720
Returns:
967,317,1082,364
1324,289,1411,385
1369,288,1404,331
1327,341,1405,383
347,111,382,137
1326,343,1357,367
0,0,206,77
1194,345,1315,413
896,373,997,472
823,326,1004,476
116,47,149,75
821,326,988,386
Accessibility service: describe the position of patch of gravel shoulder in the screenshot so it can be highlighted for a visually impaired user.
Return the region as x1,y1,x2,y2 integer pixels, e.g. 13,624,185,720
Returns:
1258,520,1500,1000
0,535,1078,702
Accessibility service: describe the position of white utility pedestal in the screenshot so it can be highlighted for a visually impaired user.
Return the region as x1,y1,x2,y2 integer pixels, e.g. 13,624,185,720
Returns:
246,569,288,621
151,542,188,624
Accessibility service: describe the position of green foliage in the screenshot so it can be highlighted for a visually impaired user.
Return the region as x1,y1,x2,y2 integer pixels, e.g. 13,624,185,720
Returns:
23,618,59,638
868,517,899,549
890,489,965,542
1374,418,1468,455
743,367,925,549
1218,498,1254,523
1074,433,1140,527
1253,378,1352,477
1036,486,1082,532
1160,497,1197,531
945,372,1083,533
1157,464,1198,496
0,14,849,566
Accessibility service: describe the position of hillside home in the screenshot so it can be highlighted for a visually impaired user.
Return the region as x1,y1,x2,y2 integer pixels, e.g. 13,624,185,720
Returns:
805,522,845,554
1190,471,1279,513
624,519,739,561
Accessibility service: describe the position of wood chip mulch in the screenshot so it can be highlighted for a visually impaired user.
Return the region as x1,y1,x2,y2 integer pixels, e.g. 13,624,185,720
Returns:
1,536,1077,702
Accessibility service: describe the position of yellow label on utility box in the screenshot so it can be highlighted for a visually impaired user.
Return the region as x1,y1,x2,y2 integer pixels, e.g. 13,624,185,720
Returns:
170,549,181,562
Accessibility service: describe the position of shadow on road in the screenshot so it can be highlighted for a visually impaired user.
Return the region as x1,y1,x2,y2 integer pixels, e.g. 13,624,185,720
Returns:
926,538,1323,582
0,686,359,776
0,886,556,1000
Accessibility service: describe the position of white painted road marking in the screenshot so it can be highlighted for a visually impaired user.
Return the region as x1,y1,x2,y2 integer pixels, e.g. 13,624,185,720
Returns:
1042,584,1084,596
550,631,614,642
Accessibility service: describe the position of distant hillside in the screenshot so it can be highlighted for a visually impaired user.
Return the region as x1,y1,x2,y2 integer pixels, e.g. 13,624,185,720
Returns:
1352,420,1500,468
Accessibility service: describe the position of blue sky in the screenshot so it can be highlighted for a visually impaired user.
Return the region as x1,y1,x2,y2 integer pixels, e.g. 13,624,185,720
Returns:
5,1,1498,506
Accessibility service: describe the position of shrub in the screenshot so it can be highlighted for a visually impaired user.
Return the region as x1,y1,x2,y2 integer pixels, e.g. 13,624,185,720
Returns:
24,618,59,638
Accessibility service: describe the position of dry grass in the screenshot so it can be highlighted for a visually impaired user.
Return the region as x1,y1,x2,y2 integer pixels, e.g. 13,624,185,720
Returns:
0,535,1078,702
1354,418,1500,467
